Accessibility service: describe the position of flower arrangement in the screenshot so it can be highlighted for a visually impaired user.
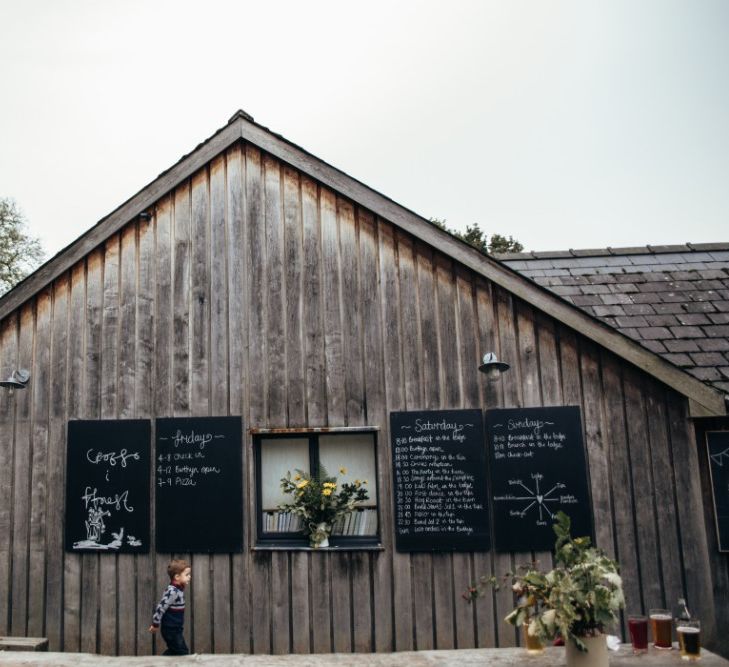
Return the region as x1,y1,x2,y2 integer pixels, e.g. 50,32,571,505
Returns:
465,512,624,652
279,464,369,547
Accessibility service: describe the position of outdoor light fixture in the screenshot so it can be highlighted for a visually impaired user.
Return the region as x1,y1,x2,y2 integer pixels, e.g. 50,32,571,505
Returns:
0,369,30,396
478,353,510,382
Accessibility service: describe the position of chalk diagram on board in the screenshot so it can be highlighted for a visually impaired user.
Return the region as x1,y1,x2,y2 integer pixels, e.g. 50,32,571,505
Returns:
494,472,575,524
72,488,142,550
710,447,729,467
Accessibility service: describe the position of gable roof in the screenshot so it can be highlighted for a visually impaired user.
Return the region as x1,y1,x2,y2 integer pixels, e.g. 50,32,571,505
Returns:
1,111,725,417
498,244,729,401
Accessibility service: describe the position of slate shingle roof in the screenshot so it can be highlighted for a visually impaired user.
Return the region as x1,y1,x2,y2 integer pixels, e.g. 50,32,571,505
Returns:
497,243,729,397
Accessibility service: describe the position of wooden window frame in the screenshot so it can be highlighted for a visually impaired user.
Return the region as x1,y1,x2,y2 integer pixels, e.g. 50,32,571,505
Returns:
252,427,381,549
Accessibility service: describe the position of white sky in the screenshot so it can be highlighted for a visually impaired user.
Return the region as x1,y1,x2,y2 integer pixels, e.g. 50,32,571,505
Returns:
1,0,728,259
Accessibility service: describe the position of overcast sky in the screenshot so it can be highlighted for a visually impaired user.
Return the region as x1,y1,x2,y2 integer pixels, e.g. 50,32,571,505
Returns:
2,0,728,260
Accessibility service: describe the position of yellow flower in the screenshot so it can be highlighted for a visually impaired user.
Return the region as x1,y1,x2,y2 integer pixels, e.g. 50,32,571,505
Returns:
296,480,309,489
322,488,333,496
354,479,361,486
293,473,301,481
339,467,347,475
363,480,368,485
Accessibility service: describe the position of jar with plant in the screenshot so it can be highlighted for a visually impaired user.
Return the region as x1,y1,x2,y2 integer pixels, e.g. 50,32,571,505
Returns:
279,464,369,548
465,512,624,666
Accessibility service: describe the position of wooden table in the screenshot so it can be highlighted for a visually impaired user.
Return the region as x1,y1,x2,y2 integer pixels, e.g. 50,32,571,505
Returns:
0,645,726,665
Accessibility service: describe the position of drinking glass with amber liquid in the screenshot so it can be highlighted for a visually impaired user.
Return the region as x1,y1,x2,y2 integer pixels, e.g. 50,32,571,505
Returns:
677,619,701,661
522,620,543,654
650,608,673,649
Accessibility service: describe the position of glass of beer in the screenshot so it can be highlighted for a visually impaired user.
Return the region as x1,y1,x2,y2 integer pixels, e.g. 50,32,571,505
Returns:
650,608,673,649
522,620,544,654
628,614,648,653
677,619,701,661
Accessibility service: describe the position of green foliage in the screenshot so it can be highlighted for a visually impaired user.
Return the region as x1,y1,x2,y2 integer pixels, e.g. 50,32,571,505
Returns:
279,464,369,534
0,198,45,295
428,218,523,255
465,512,624,652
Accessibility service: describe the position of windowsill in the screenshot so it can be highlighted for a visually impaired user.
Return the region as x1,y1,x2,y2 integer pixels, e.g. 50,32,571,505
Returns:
252,543,385,552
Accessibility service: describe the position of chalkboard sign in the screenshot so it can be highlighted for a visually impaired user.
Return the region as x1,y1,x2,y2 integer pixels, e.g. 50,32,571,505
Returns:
65,420,151,553
155,416,243,553
486,406,592,552
706,431,729,552
390,409,490,552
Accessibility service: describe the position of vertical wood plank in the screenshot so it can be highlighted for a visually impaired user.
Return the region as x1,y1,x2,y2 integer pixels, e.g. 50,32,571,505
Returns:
151,194,173,657
433,256,457,650
301,176,326,428
46,275,69,650
10,304,34,636
667,394,715,638
117,224,137,654
263,155,290,655
310,553,332,653
190,167,212,654
623,368,662,613
64,262,86,651
81,248,103,653
210,154,233,655
599,353,640,621
473,280,497,649
454,270,479,649
136,212,156,657
492,287,520,647
171,180,193,653
392,230,418,651
283,165,305,427
226,143,252,655
338,199,364,425
99,235,120,655
28,290,51,637
283,166,310,654
320,187,345,424
331,553,352,652
173,181,191,418
246,145,272,654
578,341,615,558
0,313,19,636
644,385,683,608
410,243,436,651
360,211,391,653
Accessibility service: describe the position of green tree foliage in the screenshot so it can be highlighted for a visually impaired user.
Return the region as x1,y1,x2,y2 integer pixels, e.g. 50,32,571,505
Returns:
0,198,45,295
429,218,523,255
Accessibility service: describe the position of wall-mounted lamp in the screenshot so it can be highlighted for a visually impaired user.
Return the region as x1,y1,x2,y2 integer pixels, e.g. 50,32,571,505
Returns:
0,369,30,396
478,353,510,382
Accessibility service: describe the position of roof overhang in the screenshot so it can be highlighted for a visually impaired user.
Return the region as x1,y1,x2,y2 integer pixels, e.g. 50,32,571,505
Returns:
1,111,725,417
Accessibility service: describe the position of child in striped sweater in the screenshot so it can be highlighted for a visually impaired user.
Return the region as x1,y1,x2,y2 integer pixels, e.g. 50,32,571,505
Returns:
149,559,191,655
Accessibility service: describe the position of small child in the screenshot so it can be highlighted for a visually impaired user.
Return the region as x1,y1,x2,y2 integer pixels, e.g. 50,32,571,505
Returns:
149,559,192,655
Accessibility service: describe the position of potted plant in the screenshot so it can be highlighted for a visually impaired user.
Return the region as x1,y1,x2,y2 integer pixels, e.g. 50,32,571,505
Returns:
466,512,624,666
279,464,369,548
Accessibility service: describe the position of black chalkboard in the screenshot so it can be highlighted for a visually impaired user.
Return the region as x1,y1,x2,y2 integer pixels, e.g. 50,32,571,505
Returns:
390,409,490,552
486,406,592,552
706,431,729,552
155,416,243,553
65,420,151,553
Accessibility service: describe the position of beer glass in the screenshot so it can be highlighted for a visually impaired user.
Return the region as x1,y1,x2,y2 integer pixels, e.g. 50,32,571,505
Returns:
522,620,543,654
676,619,701,661
628,614,648,653
650,608,673,649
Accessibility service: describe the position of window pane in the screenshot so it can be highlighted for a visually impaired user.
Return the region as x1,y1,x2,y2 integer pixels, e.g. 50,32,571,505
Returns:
319,433,377,505
260,438,309,509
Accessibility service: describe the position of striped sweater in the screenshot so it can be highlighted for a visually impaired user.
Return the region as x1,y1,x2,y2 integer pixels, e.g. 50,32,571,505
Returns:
151,583,185,628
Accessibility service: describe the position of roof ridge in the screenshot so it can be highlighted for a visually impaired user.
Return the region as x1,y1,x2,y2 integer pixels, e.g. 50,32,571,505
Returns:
496,242,729,260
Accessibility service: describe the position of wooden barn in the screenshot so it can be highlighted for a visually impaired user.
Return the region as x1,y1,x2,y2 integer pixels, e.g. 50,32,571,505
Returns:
1,110,727,657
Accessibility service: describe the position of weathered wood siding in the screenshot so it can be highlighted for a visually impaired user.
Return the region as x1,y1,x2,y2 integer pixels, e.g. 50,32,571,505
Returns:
0,142,720,654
